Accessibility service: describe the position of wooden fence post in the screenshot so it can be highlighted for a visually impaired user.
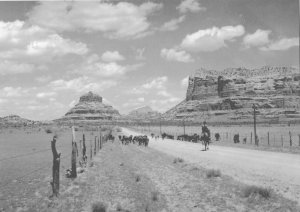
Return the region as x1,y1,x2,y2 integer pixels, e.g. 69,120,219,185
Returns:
94,136,97,155
281,135,283,147
100,134,102,149
289,131,292,146
267,132,269,146
71,126,77,178
90,139,92,160
251,132,252,144
82,134,86,163
51,135,60,196
298,134,300,146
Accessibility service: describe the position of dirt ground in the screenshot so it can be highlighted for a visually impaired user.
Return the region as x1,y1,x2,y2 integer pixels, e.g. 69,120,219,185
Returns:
1,130,299,211
123,128,300,207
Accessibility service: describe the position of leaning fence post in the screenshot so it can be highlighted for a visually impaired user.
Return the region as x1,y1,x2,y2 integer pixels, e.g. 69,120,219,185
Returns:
94,136,97,155
289,131,292,146
82,134,86,163
71,126,77,178
90,139,93,161
51,135,60,196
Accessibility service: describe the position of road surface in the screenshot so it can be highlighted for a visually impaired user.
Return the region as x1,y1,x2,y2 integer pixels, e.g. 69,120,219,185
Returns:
122,128,300,205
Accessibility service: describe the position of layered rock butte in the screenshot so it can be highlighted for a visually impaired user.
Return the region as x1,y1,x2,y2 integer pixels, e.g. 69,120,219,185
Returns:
57,91,120,122
126,106,161,120
163,66,300,123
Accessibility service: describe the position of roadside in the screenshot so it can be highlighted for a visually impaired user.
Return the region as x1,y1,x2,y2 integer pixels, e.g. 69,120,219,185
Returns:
122,127,300,206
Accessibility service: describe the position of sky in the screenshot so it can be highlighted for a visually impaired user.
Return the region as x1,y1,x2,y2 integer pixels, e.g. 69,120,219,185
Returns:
0,0,299,120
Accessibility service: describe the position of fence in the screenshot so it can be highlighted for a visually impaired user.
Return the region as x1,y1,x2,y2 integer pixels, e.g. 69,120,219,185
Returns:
0,125,111,201
129,123,300,148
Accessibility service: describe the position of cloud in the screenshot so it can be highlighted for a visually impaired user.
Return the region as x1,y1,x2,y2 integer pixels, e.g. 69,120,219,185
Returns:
157,90,172,97
28,1,163,39
181,25,245,52
0,60,34,75
138,97,145,102
159,16,185,31
49,77,117,92
36,92,56,98
0,86,34,98
101,51,125,62
142,76,168,89
243,29,271,48
161,48,194,63
260,37,299,51
0,20,88,62
176,0,206,13
181,76,189,87
76,54,143,78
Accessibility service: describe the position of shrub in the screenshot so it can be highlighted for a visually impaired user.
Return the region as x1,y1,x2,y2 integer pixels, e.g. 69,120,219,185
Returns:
92,202,106,212
215,133,220,141
136,175,141,182
151,191,159,201
173,157,184,163
45,128,52,134
206,169,221,178
243,185,271,199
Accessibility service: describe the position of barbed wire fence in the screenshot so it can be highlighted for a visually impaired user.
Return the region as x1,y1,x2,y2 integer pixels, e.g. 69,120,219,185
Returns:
0,126,111,202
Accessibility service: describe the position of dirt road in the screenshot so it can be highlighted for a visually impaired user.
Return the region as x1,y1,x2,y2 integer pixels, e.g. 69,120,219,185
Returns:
122,128,300,205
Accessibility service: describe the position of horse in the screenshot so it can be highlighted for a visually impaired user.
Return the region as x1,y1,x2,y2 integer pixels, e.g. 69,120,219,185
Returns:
200,133,210,151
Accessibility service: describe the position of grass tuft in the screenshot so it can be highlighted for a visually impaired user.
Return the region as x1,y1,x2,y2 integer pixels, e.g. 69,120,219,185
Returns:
136,175,141,182
45,128,53,134
151,191,159,201
243,185,271,199
173,157,184,164
206,169,221,178
92,201,106,212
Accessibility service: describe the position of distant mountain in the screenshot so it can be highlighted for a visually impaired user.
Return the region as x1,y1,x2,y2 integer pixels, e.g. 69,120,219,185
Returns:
0,115,39,126
126,106,161,120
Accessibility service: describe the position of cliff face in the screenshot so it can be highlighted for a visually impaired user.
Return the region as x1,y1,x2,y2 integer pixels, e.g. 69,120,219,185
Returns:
126,106,161,120
59,91,120,121
164,66,300,122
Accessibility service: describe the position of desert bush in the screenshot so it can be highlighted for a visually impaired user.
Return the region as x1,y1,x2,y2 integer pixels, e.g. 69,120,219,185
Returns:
242,185,271,199
45,128,52,134
151,191,159,201
173,157,184,163
206,169,221,178
92,202,106,212
136,175,141,182
215,133,220,141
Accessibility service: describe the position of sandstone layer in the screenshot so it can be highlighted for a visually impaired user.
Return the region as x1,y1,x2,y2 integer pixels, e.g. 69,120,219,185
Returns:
164,66,300,123
57,91,120,122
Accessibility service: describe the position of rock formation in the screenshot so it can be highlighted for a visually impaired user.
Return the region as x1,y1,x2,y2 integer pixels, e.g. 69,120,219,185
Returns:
126,106,161,120
164,66,300,122
57,91,120,122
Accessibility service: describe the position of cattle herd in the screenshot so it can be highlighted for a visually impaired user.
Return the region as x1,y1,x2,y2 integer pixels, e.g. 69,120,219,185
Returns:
116,131,215,151
118,135,149,146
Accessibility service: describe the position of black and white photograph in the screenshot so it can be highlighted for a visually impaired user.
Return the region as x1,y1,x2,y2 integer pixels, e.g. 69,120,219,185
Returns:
0,0,299,211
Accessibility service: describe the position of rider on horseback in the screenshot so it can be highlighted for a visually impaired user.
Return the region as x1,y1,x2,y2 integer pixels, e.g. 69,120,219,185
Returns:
201,121,211,150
